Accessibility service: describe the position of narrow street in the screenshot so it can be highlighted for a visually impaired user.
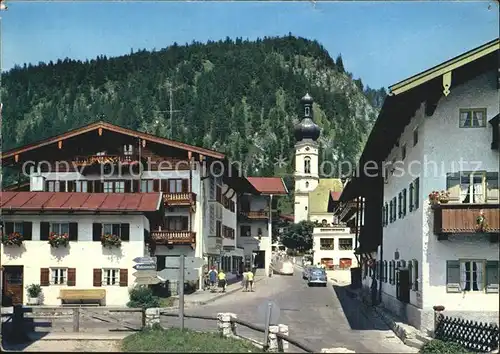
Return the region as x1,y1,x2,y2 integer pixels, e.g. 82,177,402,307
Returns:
161,267,416,353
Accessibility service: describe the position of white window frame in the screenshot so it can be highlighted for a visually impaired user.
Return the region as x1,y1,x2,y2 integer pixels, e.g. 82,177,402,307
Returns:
115,181,125,193
459,171,486,204
338,238,353,250
460,259,485,292
103,223,121,237
51,223,69,235
103,181,114,193
51,268,67,285
102,268,120,286
13,222,24,234
123,144,133,156
169,179,183,193
141,180,154,192
75,181,88,192
459,108,487,128
319,238,334,250
47,180,60,192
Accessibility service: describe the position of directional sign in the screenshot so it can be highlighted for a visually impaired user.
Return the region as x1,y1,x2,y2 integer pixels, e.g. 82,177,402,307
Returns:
133,256,156,264
133,270,157,278
135,277,161,285
157,268,199,282
133,263,156,271
164,257,204,269
258,301,281,325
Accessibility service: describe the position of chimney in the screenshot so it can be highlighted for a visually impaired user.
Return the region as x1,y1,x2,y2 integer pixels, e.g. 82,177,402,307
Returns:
30,166,46,192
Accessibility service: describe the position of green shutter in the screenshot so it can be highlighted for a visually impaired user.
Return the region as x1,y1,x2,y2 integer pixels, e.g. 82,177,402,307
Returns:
414,178,420,210
409,183,414,212
403,188,407,216
446,173,461,202
446,260,461,293
485,261,499,293
486,172,499,203
413,260,419,291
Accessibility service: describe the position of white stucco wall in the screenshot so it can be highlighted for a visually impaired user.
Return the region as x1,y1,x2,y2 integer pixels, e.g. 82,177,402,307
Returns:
380,69,500,330
1,214,149,306
294,141,319,224
312,227,357,267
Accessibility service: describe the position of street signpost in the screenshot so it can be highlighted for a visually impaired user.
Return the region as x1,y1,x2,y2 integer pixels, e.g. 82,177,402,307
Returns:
258,301,281,349
133,256,159,285
164,257,204,269
157,268,199,282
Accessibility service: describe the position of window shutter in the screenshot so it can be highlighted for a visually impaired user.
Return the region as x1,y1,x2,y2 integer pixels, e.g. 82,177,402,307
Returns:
45,180,50,191
156,256,166,271
446,173,461,202
22,222,33,240
408,261,413,287
182,179,189,193
409,183,414,212
446,260,461,293
92,223,102,242
403,189,407,216
398,192,402,218
40,268,50,286
59,181,67,192
414,178,420,209
94,181,103,193
4,222,14,235
119,269,128,287
93,269,102,287
389,201,393,222
485,261,499,293
413,260,419,291
69,222,78,241
120,224,130,241
87,181,94,193
67,268,76,286
40,222,50,241
132,180,140,193
486,172,499,203
153,179,160,192
112,224,120,236
124,180,132,193
182,217,189,230
161,179,168,192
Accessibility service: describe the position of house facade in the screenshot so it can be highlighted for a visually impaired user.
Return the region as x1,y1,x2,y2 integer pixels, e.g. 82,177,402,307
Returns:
1,122,258,304
312,225,357,269
337,39,500,332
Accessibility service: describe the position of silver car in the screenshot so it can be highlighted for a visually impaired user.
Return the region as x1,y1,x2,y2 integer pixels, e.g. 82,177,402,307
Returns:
307,268,327,287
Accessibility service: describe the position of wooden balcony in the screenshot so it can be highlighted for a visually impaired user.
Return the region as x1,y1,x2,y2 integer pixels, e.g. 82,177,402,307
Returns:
433,203,500,239
73,154,137,166
151,230,196,247
163,193,196,209
239,210,269,220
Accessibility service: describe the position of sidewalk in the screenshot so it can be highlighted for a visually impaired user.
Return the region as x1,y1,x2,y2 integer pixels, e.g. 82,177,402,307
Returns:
179,274,266,307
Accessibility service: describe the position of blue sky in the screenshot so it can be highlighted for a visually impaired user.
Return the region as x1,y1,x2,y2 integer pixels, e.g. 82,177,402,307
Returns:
1,1,498,88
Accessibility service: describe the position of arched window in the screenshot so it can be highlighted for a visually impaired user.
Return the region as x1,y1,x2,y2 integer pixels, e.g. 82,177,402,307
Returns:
304,157,311,174
305,181,309,188
305,106,310,117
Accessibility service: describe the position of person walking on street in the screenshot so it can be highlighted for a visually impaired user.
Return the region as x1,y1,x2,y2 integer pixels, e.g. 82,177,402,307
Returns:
218,269,227,293
208,266,218,292
246,268,255,292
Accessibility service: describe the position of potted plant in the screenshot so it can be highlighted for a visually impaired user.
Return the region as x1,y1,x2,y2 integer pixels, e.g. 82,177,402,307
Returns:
48,232,69,248
26,284,42,305
428,190,450,205
438,190,450,203
476,210,488,232
1,232,24,247
101,233,122,248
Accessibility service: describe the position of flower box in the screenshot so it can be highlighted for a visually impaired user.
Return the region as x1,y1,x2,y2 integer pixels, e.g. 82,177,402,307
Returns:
101,234,122,248
1,232,24,247
428,190,450,205
48,232,69,248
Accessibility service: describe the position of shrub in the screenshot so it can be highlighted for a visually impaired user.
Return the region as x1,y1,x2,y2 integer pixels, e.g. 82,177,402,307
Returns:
420,339,471,353
26,284,42,298
127,286,160,309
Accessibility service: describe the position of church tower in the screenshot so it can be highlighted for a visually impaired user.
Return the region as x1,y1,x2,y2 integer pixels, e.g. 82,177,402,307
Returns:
294,93,320,223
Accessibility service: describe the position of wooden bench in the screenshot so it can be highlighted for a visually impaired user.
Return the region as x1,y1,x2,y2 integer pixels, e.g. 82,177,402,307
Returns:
58,289,106,306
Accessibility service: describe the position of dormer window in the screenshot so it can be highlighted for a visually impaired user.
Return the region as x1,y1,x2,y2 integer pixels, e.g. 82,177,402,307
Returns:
124,145,133,156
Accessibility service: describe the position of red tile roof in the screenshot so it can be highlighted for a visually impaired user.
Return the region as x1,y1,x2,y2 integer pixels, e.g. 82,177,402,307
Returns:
0,192,161,212
280,214,294,222
330,191,342,201
246,177,288,195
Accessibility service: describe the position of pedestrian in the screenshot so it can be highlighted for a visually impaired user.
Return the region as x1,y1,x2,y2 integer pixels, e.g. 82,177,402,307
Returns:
218,269,227,293
242,269,249,291
246,268,255,292
208,266,218,292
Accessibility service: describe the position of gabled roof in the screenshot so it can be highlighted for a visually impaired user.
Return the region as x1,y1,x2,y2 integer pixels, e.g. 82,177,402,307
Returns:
308,179,343,214
2,121,225,161
246,177,288,195
0,192,162,212
390,38,499,96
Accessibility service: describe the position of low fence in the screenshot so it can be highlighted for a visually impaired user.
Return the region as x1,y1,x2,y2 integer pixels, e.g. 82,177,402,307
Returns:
2,305,343,353
434,306,499,353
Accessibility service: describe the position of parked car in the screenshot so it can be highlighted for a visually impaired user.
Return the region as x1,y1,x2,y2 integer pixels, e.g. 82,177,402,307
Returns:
307,267,327,287
302,266,311,279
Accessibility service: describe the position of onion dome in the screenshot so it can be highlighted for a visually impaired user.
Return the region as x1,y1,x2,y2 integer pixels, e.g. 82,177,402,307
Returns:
294,93,320,142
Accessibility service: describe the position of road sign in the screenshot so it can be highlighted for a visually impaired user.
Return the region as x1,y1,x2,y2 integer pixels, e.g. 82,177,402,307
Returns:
157,268,199,282
258,301,281,325
135,277,161,285
133,256,156,264
164,256,204,269
132,270,157,278
133,263,156,271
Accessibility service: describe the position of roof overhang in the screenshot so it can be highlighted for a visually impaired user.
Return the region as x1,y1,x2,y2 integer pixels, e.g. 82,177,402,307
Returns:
389,38,499,96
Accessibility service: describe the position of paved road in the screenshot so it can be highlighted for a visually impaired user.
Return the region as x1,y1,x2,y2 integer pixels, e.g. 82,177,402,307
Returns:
18,267,416,353
160,267,416,353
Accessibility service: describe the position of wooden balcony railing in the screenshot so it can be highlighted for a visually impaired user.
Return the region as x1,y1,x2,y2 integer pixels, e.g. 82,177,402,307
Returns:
433,203,500,238
163,193,196,207
73,154,137,166
239,210,269,219
151,230,196,246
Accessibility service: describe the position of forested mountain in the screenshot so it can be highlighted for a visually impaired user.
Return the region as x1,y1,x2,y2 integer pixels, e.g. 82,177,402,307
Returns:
1,35,386,194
